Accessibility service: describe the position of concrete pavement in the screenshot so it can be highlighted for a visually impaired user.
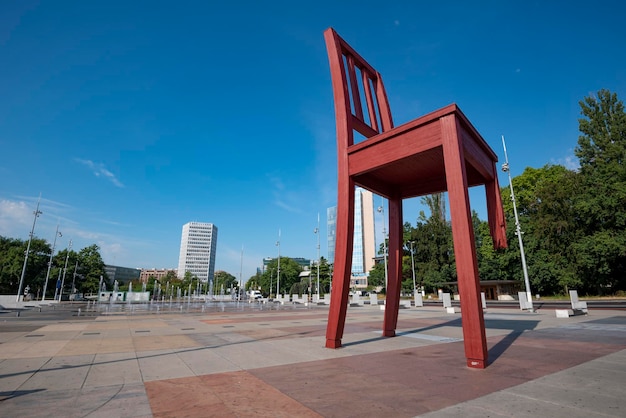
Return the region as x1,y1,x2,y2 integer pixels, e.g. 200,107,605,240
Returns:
1,301,624,417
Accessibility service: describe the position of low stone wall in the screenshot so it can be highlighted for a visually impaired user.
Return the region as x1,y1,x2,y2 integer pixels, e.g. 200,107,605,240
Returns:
0,294,58,309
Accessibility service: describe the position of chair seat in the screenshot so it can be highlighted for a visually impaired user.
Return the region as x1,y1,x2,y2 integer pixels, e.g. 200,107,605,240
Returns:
348,104,498,199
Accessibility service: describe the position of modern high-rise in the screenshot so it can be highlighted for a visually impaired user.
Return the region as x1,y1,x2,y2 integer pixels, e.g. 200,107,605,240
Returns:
327,187,376,281
177,222,218,283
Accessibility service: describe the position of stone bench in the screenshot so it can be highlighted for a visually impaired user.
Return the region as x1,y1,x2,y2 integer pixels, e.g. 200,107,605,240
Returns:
555,290,588,318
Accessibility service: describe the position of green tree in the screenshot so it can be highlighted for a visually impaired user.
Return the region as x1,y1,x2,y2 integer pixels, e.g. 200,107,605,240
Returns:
214,270,237,293
0,236,51,296
499,165,583,295
367,260,385,290
413,194,455,293
0,236,26,293
245,272,262,292
54,247,78,298
316,257,332,294
257,257,303,296
573,89,626,294
75,244,107,294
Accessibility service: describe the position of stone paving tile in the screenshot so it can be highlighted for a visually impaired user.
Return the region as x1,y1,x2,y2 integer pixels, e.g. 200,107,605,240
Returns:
0,357,49,392
63,336,136,355
36,323,89,332
132,334,200,352
176,346,241,376
83,352,143,388
18,354,95,391
1,383,152,418
146,371,322,418
137,349,195,382
1,338,69,359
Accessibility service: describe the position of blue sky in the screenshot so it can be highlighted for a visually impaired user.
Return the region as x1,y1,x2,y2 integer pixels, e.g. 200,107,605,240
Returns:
1,1,625,281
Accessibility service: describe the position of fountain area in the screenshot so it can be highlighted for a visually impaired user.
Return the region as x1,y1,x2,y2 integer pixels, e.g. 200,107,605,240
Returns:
85,280,306,316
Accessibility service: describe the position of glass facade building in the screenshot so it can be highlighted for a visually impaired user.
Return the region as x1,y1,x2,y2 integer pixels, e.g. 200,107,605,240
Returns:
177,222,218,283
327,187,376,277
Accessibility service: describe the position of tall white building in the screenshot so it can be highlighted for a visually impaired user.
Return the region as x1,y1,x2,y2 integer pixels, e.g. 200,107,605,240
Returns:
177,222,218,283
327,187,376,285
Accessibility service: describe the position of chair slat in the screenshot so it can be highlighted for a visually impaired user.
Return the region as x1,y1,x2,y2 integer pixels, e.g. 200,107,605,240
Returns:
362,71,379,133
346,55,364,122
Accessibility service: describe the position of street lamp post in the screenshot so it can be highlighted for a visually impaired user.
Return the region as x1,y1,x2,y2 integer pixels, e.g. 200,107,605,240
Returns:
17,195,43,303
377,204,388,289
409,241,416,294
58,240,72,302
269,268,273,299
42,223,61,301
239,245,244,301
314,212,320,299
71,260,79,300
501,135,533,312
276,229,281,298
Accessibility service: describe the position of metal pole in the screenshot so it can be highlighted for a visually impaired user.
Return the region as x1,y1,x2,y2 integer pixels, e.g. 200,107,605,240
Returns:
410,241,416,294
316,213,320,297
42,223,61,301
239,245,244,300
17,195,43,302
377,204,388,290
71,260,78,300
501,135,533,311
59,240,72,302
269,268,273,299
276,229,281,297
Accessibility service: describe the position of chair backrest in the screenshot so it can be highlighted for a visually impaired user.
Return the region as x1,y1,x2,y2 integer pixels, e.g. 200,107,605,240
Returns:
324,28,394,147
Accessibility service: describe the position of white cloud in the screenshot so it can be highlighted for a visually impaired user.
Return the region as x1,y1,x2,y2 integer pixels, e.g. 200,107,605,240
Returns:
75,158,124,188
551,151,580,171
268,174,306,214
0,199,32,234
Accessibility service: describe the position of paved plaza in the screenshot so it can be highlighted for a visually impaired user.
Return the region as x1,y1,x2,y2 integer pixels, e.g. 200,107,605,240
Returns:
1,300,625,417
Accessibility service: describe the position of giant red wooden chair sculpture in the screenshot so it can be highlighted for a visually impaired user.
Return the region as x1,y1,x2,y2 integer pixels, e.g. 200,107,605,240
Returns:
324,28,507,368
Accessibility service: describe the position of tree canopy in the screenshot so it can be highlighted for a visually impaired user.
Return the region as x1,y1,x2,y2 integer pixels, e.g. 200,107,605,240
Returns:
0,237,110,298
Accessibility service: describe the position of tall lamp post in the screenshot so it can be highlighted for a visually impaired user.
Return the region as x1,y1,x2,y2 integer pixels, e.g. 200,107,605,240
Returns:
501,135,533,311
239,245,244,301
377,204,388,289
42,224,62,301
409,241,416,294
17,195,43,303
58,239,72,302
269,268,273,299
276,229,281,298
314,212,320,298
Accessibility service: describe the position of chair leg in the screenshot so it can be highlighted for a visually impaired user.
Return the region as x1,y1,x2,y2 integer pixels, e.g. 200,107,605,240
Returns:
325,179,356,349
485,166,507,250
442,115,488,368
383,196,403,337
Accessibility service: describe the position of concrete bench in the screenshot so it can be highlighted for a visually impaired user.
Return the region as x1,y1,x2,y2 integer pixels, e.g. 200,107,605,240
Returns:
555,290,588,317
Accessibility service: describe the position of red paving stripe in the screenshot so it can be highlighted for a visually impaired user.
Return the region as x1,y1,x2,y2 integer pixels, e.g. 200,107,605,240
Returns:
246,332,625,417
146,317,626,417
145,371,322,418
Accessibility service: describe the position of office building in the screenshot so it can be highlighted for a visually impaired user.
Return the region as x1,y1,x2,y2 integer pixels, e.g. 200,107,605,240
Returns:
140,268,177,283
177,222,218,283
327,187,376,286
104,265,141,284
